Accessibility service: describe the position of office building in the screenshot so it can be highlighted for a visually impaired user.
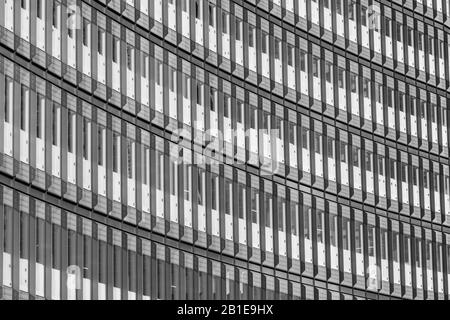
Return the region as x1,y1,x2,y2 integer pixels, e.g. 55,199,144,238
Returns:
1,0,450,300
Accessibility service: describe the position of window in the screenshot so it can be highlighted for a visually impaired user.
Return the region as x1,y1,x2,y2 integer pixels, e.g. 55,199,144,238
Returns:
278,198,285,232
236,20,242,41
274,39,281,60
262,33,268,54
302,128,309,149
336,0,342,14
225,180,232,215
224,95,231,118
210,88,216,112
365,152,372,172
348,2,355,20
183,164,191,200
402,163,409,183
287,45,294,66
83,18,89,46
222,12,228,34
83,118,89,160
197,169,204,205
52,4,59,28
52,104,59,146
36,96,43,139
37,0,43,19
353,148,360,167
195,0,201,19
340,142,347,163
183,74,190,99
312,57,319,77
156,151,164,191
68,112,74,153
429,37,434,55
385,18,391,37
98,127,104,166
350,74,357,93
408,28,414,47
112,37,119,63
127,45,134,71
390,159,397,179
211,175,218,210
300,51,306,71
113,133,119,173
325,62,332,83
397,23,403,42
238,184,245,219
245,25,253,48
237,101,243,124
327,137,334,159
127,141,134,179
378,156,384,176
338,69,345,88
265,194,272,228
361,6,367,27
155,60,162,86
169,68,176,92
251,189,259,224
209,5,215,27
4,77,12,123
290,203,298,236
98,29,104,55
20,85,28,131
314,133,322,154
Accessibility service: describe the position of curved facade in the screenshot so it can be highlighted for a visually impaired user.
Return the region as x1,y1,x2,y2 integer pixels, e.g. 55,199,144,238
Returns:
1,0,450,300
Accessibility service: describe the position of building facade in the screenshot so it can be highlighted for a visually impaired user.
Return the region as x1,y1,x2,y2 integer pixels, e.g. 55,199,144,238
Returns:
1,0,450,300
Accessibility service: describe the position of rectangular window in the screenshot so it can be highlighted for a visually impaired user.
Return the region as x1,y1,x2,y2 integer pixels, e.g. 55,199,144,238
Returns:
209,5,215,27
112,37,119,63
225,180,232,215
83,118,89,160
82,18,89,46
211,175,217,210
127,141,134,179
274,39,281,60
340,142,347,163
197,169,204,206
238,184,245,219
237,101,243,124
113,133,119,173
385,18,391,37
52,4,59,28
196,82,203,105
68,112,74,153
156,152,163,191
210,88,216,112
36,96,43,139
390,159,397,179
265,194,272,228
52,104,59,146
98,127,104,166
327,137,334,159
155,60,162,86
397,23,403,42
312,57,319,77
361,6,367,27
4,77,12,123
300,51,306,71
127,45,134,71
338,69,345,88
325,62,332,83
195,0,201,19
98,29,104,55
183,74,190,99
236,20,242,41
222,12,228,34
20,85,28,131
251,189,259,224
262,33,268,54
37,0,43,19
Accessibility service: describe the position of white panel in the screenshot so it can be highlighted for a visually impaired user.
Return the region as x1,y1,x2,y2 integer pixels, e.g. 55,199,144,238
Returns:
20,0,30,41
4,0,13,32
52,268,60,300
168,1,176,31
35,263,45,297
154,0,162,23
